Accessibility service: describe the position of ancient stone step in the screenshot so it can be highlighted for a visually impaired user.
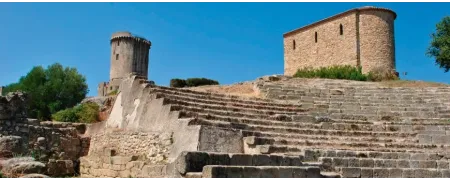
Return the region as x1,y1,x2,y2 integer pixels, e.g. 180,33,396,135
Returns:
163,98,306,117
173,151,306,175
150,86,300,108
192,112,450,133
248,136,442,153
319,157,450,171
255,143,449,156
302,148,450,162
201,165,323,178
184,172,202,178
188,118,417,138
241,130,415,144
173,105,309,120
338,167,450,178
156,92,306,113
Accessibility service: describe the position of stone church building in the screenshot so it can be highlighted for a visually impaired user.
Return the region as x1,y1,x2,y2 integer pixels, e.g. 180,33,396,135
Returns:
283,6,397,76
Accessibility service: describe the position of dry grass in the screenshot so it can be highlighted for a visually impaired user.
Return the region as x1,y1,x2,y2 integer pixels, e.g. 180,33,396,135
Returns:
379,80,449,88
188,83,260,98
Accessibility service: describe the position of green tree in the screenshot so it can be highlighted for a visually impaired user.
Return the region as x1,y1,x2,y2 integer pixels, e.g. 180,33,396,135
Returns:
427,16,450,72
3,63,88,120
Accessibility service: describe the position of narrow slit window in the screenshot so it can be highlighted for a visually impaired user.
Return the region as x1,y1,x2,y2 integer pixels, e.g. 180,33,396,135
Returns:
340,24,343,35
117,40,120,46
315,32,318,43
293,40,296,50
116,54,119,60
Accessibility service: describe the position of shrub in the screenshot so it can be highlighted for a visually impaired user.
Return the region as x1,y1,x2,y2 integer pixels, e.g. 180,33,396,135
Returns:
170,79,187,88
367,66,399,82
170,78,219,88
186,78,219,87
293,65,368,81
107,90,118,96
52,102,99,123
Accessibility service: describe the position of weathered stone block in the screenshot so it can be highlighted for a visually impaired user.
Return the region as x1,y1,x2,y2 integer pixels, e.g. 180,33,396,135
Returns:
411,153,428,160
259,167,279,178
292,167,306,178
225,166,243,178
348,158,360,167
141,165,166,178
442,169,450,178
242,167,260,178
414,169,441,178
419,160,437,168
438,161,449,169
373,168,389,178
402,168,415,178
278,167,293,178
252,154,274,166
202,166,226,178
389,168,403,178
342,167,361,178
119,170,131,178
230,154,253,166
397,160,410,168
359,159,374,167
360,168,373,178
306,167,322,178
333,157,348,167
208,153,231,165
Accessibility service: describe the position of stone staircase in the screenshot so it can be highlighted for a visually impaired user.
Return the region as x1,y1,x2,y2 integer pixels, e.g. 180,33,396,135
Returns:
82,75,450,178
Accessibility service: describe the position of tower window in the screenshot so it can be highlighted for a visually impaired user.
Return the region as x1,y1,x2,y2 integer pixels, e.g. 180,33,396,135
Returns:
340,24,343,35
116,54,119,60
117,40,120,46
293,40,296,50
315,32,318,43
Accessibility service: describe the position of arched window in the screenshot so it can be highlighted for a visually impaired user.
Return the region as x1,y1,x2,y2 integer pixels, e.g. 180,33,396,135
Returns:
340,24,343,35
315,32,318,43
293,40,296,50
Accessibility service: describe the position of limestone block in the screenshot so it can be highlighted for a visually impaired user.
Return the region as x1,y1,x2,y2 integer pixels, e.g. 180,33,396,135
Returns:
119,170,131,178
437,161,449,169
359,159,374,167
360,168,373,178
442,169,450,178
411,153,429,160
397,152,410,159
142,165,166,178
225,166,243,178
306,167,322,178
242,167,261,178
402,168,415,178
175,151,209,175
348,158,360,167
208,153,230,165
397,160,410,168
372,168,389,178
342,167,361,178
292,167,307,178
202,166,227,178
259,167,279,178
333,157,348,167
414,169,441,178
320,157,333,171
229,154,253,166
389,168,403,178
432,135,450,144
278,167,293,178
419,160,437,168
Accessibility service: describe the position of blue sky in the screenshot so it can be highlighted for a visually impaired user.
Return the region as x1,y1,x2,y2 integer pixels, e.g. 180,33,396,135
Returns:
1,2,449,96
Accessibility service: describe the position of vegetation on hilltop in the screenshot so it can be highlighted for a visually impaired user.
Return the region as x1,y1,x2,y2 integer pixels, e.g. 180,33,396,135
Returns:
170,78,219,88
427,16,450,72
293,65,399,82
2,63,88,120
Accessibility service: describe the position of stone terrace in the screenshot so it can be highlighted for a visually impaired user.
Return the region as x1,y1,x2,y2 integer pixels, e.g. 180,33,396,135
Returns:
80,75,450,178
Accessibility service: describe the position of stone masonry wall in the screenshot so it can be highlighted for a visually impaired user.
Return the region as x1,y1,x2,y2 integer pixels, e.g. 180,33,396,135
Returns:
359,10,396,73
80,130,172,178
284,12,358,76
283,7,396,75
0,92,89,176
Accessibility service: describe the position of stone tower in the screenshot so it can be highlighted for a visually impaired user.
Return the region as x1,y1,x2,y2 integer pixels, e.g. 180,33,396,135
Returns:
283,6,396,75
98,31,152,96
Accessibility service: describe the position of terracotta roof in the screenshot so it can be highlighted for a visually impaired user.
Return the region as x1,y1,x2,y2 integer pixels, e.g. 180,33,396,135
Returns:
283,6,396,38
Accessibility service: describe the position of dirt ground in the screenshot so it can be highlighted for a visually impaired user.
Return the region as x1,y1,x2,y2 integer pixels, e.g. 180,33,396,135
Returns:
187,82,261,98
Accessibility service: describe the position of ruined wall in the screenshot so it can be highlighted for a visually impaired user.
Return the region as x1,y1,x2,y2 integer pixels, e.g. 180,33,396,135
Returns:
0,92,89,176
284,13,358,76
283,7,396,75
80,131,172,178
87,131,172,164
